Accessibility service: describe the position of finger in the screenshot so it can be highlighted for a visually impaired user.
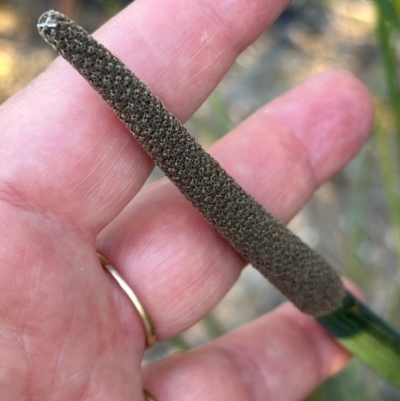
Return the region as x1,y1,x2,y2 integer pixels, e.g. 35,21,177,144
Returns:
0,0,291,232
142,302,351,401
97,70,374,338
263,69,375,182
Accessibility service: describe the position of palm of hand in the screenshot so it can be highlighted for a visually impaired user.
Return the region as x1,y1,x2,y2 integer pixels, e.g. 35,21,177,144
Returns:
1,195,145,398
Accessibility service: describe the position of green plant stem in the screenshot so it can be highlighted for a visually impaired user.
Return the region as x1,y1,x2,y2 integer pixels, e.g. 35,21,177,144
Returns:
318,291,400,388
346,149,372,286
372,0,400,28
376,7,400,154
375,121,400,263
374,120,400,323
374,6,400,318
393,0,400,23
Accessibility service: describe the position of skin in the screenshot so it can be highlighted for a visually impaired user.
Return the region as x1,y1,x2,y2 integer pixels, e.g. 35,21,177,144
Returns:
0,0,374,400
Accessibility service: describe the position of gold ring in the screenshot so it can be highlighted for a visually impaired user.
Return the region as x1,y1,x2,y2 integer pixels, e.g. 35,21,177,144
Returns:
98,253,156,348
143,389,158,401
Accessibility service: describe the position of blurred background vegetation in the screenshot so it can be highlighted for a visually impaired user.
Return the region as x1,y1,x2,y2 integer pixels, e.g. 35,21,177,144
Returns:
1,0,400,399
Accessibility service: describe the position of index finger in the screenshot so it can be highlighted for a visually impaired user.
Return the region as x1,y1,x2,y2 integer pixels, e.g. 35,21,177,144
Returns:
0,0,291,232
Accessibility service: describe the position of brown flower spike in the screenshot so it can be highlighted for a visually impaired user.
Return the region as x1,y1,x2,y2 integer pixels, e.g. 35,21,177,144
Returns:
38,10,346,316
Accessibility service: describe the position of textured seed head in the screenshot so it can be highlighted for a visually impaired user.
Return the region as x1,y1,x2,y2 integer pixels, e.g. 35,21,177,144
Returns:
38,11,346,316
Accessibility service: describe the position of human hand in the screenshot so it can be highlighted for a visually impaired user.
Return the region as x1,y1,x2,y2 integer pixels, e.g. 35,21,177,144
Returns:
0,1,374,400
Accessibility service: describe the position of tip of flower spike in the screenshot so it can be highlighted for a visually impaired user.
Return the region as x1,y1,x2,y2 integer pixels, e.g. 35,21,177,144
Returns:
37,11,73,52
37,10,60,31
